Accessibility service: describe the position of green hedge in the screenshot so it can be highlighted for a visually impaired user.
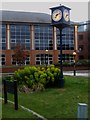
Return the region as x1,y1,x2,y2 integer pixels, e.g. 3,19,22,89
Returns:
76,59,90,66
55,59,90,67
12,65,61,91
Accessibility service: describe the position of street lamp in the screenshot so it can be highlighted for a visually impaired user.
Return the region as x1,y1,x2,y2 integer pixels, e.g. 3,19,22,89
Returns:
73,51,76,76
45,49,48,67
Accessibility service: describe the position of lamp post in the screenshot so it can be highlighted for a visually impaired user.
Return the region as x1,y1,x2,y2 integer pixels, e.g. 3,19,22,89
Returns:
73,51,76,76
45,49,48,67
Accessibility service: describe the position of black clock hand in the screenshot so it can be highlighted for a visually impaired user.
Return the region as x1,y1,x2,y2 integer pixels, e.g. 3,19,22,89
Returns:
55,13,60,18
65,14,69,18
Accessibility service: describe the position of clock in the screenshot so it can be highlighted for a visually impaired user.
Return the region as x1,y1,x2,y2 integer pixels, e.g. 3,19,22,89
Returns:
52,9,62,22
63,9,70,22
50,5,71,28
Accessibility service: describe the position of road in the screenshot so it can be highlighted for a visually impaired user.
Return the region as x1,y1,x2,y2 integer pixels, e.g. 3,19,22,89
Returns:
63,70,89,77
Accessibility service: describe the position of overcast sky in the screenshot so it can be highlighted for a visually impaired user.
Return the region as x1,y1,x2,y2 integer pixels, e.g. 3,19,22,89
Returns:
1,1,89,22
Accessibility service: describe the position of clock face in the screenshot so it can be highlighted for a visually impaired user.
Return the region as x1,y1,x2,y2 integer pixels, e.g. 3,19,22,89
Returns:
52,9,62,22
63,9,70,22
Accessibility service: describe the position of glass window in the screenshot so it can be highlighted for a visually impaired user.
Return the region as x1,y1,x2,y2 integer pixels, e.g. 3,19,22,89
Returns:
0,54,6,65
34,24,53,50
57,27,74,50
58,54,73,63
36,54,53,65
10,24,30,50
11,55,30,65
1,25,6,50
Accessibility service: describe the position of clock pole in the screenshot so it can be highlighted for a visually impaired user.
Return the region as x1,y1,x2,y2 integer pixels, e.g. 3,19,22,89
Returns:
59,28,64,88
50,4,71,88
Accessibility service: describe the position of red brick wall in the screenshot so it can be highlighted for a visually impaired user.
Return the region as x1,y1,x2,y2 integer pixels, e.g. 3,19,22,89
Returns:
78,32,88,59
1,66,90,73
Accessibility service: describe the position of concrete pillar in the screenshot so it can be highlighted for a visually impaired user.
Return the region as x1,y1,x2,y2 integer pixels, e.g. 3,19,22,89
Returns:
6,24,10,50
53,27,57,50
74,25,78,51
30,25,35,65
31,25,34,50
74,25,78,61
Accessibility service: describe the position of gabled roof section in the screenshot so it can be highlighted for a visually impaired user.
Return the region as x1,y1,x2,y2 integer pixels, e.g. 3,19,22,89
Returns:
1,10,51,23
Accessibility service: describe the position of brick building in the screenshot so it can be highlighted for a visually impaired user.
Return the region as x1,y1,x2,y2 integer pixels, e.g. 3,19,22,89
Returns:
77,21,89,60
0,10,86,66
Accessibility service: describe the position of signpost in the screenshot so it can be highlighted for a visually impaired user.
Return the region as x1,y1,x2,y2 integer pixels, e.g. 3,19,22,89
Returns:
3,80,18,110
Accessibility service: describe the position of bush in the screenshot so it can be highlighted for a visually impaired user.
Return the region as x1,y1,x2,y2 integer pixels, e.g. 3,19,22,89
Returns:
2,75,14,83
14,65,61,92
55,61,74,67
76,59,90,66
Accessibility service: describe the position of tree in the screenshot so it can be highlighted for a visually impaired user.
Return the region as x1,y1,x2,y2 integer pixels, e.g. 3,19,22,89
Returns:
13,44,29,66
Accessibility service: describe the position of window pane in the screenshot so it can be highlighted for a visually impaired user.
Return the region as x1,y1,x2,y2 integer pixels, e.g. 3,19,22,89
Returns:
10,24,30,50
34,24,53,50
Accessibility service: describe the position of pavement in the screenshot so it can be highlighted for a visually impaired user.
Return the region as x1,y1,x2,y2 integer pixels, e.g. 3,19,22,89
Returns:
63,70,89,77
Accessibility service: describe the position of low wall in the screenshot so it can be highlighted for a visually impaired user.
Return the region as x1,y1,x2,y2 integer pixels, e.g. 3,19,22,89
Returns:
1,66,24,73
63,66,90,71
0,65,90,73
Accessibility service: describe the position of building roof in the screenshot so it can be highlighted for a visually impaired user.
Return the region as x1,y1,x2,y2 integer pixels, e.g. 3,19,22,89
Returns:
1,10,80,27
1,10,51,23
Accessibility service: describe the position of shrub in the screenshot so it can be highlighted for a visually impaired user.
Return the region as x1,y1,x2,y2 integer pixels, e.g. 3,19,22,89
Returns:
2,75,14,83
76,59,90,66
13,65,61,92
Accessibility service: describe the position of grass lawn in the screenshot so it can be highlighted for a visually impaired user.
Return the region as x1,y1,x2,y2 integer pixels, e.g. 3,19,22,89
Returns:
2,101,38,119
2,76,88,119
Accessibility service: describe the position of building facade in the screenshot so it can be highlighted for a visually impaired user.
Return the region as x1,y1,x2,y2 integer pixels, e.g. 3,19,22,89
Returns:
77,21,89,60
0,10,79,66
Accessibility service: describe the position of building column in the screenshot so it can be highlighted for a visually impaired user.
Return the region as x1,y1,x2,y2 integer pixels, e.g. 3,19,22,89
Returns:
53,27,58,64
74,25,78,61
6,24,12,65
30,25,35,65
31,25,34,50
6,24,10,50
53,27,57,50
